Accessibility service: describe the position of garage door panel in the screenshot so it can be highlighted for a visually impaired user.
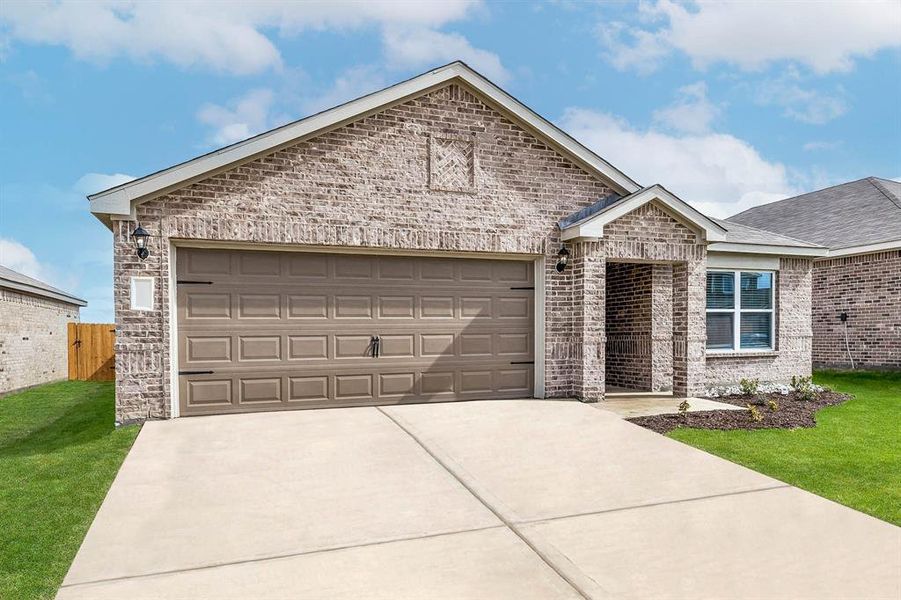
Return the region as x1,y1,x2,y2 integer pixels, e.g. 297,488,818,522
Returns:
288,335,329,360
335,374,374,400
185,336,232,363
178,249,534,416
239,378,282,403
238,336,281,361
378,296,415,319
287,295,329,319
288,376,329,403
237,294,281,319
185,293,232,319
184,379,233,407
334,296,373,318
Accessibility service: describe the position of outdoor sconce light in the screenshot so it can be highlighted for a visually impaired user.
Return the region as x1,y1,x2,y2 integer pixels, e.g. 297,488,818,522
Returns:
131,224,151,260
555,246,570,273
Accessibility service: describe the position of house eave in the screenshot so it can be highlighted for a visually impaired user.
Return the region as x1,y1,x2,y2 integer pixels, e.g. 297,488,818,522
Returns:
818,239,901,259
706,242,829,258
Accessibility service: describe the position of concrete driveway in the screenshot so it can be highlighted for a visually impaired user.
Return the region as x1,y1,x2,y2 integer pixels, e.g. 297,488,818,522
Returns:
58,401,900,599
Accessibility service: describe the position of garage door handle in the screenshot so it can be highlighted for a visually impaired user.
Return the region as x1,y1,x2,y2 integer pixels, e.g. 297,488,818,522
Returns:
369,335,381,358
178,370,215,375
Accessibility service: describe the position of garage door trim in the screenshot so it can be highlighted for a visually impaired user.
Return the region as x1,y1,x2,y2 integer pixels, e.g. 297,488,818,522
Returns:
168,242,546,417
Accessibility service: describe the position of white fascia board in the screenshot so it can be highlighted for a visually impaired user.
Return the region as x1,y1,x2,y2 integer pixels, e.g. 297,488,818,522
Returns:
820,239,901,259
707,242,829,257
89,62,641,220
560,185,727,242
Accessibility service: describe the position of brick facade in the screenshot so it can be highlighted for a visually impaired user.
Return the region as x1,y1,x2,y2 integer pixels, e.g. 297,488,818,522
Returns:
705,257,813,385
110,83,811,422
605,262,653,390
811,251,901,369
0,288,80,394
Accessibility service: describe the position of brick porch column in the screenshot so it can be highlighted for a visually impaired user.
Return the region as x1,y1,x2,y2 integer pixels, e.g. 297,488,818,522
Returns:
672,259,706,397
651,263,673,392
572,241,605,401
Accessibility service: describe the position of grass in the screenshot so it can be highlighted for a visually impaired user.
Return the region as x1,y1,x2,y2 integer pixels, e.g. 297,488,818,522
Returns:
670,370,901,526
0,381,139,600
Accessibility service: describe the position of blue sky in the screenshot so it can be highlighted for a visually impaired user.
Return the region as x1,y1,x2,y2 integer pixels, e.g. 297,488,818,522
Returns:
1,0,899,322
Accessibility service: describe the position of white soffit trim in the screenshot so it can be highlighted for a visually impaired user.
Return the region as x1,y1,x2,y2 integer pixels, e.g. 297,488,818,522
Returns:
560,184,728,242
820,239,901,259
89,62,641,220
708,252,780,270
707,242,829,257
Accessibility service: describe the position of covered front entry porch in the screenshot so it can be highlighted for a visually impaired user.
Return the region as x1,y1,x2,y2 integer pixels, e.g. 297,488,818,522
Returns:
565,198,712,403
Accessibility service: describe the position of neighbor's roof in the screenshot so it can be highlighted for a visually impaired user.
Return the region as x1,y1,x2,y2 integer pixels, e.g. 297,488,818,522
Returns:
728,177,901,250
0,265,87,306
88,61,641,225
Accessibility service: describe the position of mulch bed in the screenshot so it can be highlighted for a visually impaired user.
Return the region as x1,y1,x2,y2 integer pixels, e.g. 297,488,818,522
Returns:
628,390,851,434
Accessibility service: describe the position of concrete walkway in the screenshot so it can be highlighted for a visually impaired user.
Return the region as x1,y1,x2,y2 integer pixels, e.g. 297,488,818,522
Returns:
597,394,745,418
58,401,900,599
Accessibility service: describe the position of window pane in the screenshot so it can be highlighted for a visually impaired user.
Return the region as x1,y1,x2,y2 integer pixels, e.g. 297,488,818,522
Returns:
706,313,734,349
740,313,772,349
706,272,734,309
741,272,772,309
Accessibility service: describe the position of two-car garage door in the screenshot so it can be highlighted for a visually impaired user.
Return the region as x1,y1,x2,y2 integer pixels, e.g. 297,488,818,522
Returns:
176,248,535,416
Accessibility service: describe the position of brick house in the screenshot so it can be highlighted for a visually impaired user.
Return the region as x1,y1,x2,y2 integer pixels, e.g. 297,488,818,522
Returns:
87,62,827,424
729,177,901,369
0,265,85,394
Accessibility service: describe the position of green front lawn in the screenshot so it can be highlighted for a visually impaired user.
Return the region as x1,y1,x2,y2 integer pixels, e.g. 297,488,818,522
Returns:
0,381,139,600
670,370,901,525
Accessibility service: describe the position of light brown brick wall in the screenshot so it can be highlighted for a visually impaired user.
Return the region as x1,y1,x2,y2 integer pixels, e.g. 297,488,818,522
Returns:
0,288,80,394
811,250,901,369
705,257,813,385
113,83,617,422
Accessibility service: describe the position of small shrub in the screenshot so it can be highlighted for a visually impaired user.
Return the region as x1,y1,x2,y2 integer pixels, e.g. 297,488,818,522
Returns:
678,399,691,415
739,378,759,397
767,399,779,412
791,375,819,401
790,375,811,392
747,403,763,422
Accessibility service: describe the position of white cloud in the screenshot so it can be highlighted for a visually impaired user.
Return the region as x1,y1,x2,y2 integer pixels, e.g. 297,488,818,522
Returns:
383,28,511,84
74,172,136,195
652,81,720,134
600,0,901,75
753,69,848,124
301,66,389,115
0,238,53,282
197,89,287,146
558,107,796,218
1,1,481,75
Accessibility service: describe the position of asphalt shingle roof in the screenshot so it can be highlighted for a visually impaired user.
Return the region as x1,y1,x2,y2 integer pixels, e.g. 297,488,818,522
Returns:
0,265,87,306
727,177,901,250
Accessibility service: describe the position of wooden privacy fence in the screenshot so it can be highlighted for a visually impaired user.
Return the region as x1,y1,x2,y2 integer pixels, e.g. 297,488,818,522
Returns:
68,323,116,382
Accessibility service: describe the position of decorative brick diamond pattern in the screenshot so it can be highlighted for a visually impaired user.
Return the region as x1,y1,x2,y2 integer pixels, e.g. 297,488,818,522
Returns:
430,137,475,192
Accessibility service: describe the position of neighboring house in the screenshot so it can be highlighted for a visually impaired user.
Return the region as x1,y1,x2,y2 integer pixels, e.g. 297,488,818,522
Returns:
0,265,86,394
87,62,826,424
729,178,901,370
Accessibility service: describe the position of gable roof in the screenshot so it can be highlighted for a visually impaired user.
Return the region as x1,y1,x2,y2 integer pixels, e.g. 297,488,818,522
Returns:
558,184,827,256
0,265,87,306
89,61,641,225
559,184,728,242
727,177,901,251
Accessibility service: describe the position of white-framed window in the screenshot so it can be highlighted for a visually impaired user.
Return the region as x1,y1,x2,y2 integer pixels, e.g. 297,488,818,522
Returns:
130,276,155,311
706,270,775,352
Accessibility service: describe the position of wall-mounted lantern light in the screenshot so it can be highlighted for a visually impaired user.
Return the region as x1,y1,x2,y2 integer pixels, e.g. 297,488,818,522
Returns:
555,246,570,273
131,225,151,260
